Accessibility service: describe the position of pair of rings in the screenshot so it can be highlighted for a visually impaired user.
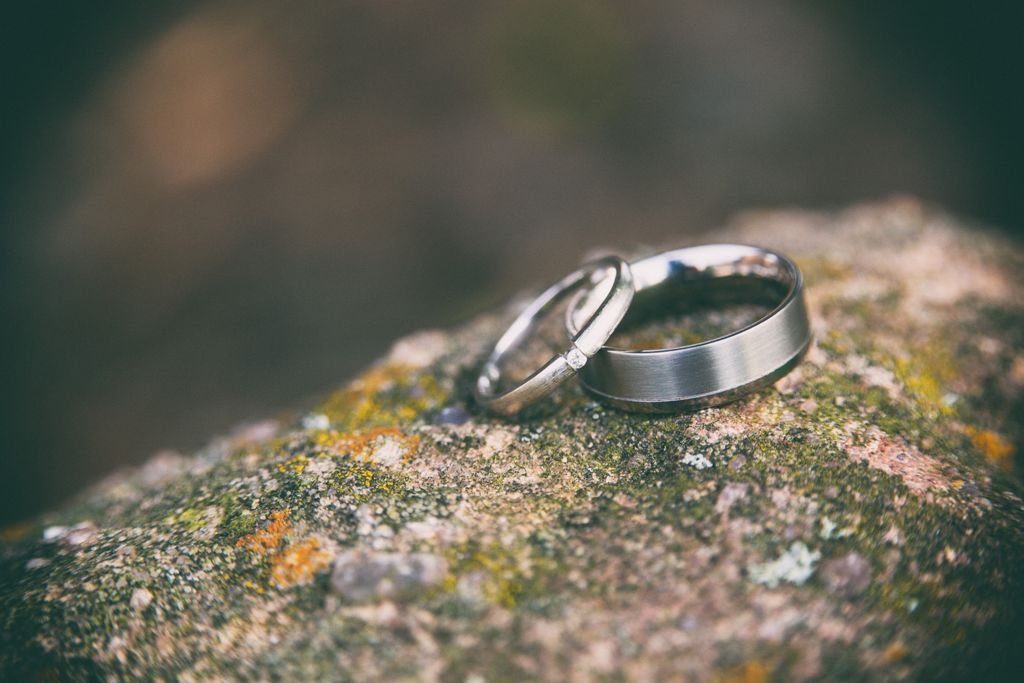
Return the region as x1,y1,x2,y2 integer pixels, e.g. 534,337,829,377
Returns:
474,244,811,416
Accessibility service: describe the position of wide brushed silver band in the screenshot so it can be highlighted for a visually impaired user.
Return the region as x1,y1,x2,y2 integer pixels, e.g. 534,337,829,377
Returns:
475,256,635,417
566,244,810,412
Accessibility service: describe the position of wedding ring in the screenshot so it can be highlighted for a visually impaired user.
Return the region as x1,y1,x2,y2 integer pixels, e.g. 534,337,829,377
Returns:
475,256,634,416
566,244,810,412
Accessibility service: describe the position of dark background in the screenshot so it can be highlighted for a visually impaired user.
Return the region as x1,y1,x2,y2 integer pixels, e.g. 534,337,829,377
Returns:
2,1,1022,524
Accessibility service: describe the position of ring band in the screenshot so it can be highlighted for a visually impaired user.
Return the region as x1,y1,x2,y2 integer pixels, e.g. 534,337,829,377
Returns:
475,256,635,416
566,244,810,412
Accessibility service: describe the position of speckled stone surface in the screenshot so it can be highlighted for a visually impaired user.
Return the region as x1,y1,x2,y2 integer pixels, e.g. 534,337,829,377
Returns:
2,198,1023,681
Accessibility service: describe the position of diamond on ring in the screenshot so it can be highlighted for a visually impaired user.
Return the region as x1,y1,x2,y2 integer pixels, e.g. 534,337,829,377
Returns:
565,347,587,370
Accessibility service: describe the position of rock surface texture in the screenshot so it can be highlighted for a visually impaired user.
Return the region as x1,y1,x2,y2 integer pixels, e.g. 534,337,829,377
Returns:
2,198,1023,681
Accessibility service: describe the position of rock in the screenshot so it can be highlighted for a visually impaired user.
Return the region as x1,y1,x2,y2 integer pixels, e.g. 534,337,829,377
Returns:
1,198,1023,681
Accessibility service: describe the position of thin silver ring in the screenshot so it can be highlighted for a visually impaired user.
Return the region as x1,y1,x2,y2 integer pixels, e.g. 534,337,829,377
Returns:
566,244,810,412
475,256,634,416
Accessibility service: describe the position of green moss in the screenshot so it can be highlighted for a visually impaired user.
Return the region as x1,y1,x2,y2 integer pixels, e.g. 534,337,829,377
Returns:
442,540,527,608
170,507,215,533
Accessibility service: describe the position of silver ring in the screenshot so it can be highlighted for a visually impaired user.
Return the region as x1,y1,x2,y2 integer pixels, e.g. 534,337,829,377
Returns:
475,256,634,416
566,244,810,412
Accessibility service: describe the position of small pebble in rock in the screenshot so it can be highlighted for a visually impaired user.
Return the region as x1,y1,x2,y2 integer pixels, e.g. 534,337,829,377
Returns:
63,522,99,547
432,406,471,425
130,587,153,611
819,552,872,598
715,482,749,513
330,551,447,602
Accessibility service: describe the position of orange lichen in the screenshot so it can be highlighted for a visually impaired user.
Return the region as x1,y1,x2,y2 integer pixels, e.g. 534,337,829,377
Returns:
235,509,291,554
234,512,333,588
270,537,333,588
0,521,34,543
313,426,420,463
883,641,908,663
967,427,1015,472
716,660,769,683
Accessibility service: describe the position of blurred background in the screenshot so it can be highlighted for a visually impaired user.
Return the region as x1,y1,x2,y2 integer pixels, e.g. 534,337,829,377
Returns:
2,1,1022,524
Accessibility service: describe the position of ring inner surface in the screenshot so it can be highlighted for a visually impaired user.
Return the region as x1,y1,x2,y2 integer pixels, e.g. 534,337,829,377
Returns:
571,252,794,352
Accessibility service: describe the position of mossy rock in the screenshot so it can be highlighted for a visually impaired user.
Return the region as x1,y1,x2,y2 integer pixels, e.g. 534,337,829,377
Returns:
2,198,1023,681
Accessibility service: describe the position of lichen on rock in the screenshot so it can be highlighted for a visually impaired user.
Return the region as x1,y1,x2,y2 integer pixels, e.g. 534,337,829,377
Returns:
1,198,1023,680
